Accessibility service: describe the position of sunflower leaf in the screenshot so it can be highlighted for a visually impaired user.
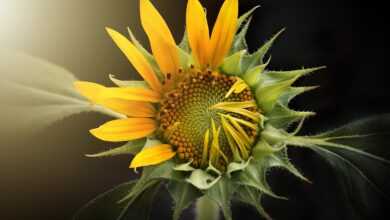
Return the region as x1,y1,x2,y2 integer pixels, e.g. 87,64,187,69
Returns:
86,138,146,157
168,181,202,220
122,160,175,202
285,115,390,216
73,180,161,220
236,6,260,31
235,186,272,220
0,51,122,136
206,177,235,220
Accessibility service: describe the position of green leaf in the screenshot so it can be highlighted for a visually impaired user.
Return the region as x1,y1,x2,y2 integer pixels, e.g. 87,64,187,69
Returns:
285,115,390,214
73,181,136,220
121,160,175,202
236,186,272,220
0,51,122,136
267,102,315,129
73,181,161,220
86,138,146,157
221,50,246,76
117,182,162,220
206,177,235,220
168,181,202,220
109,74,148,88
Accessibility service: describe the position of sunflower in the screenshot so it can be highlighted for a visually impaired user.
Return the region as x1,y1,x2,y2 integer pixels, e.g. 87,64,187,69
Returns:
74,0,324,219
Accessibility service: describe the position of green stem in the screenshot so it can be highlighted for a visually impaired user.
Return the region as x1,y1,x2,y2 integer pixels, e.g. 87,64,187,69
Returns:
195,196,219,220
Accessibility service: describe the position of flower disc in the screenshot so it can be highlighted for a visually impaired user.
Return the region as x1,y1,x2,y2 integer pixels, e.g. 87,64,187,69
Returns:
158,70,260,170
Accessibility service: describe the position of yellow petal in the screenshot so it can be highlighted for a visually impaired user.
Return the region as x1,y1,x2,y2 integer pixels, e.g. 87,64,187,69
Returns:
102,87,161,103
100,99,156,117
140,0,180,76
209,0,238,69
106,27,162,92
90,118,156,142
74,81,105,103
186,0,210,68
130,144,176,168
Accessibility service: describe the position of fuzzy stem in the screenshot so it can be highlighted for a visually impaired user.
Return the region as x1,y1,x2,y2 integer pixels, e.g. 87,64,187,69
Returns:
195,196,219,220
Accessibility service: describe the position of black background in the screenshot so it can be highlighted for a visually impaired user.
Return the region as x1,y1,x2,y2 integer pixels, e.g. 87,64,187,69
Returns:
0,0,389,219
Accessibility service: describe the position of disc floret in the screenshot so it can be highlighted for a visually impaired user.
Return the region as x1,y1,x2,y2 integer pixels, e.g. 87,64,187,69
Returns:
158,68,260,171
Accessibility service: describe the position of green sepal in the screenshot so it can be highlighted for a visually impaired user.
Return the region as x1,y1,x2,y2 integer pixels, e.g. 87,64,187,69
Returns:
186,169,221,190
221,50,246,76
226,158,252,178
267,102,315,129
236,160,286,199
235,186,272,220
255,76,299,113
174,160,196,172
168,181,202,220
252,139,284,161
206,177,236,220
86,138,146,157
109,74,149,88
120,160,175,202
127,27,164,81
236,6,260,32
263,66,325,82
279,86,319,106
230,6,259,53
242,28,285,70
179,30,190,53
242,57,270,88
177,46,193,70
267,148,310,182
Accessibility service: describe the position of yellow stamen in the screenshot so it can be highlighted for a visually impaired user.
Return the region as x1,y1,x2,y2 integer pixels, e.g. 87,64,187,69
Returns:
201,129,210,167
225,78,248,98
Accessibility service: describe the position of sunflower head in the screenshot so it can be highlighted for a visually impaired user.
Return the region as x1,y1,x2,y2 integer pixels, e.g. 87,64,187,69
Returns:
74,0,324,219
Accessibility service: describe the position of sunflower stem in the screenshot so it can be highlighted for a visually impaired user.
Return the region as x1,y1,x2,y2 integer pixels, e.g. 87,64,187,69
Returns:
195,196,220,220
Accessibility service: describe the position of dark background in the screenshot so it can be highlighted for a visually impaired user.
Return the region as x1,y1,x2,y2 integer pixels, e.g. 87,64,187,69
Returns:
0,0,389,219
